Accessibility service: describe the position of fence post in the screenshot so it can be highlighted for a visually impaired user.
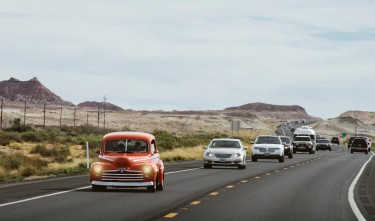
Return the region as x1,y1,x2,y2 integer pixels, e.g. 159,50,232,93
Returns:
0,97,3,130
23,99,26,126
59,105,62,129
43,103,46,130
73,107,76,127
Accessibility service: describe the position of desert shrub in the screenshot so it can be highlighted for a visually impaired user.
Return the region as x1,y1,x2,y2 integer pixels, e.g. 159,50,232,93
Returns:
0,166,6,180
21,132,42,142
6,118,34,132
31,144,54,157
0,153,48,171
0,132,22,146
9,142,22,150
20,166,36,177
55,145,71,163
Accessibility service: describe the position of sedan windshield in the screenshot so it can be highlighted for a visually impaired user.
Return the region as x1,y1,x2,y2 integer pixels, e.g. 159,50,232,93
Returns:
280,137,291,144
255,137,281,144
104,140,148,153
317,139,329,143
210,140,240,148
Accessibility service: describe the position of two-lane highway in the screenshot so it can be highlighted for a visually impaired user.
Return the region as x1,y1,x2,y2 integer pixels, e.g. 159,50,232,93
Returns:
0,145,371,221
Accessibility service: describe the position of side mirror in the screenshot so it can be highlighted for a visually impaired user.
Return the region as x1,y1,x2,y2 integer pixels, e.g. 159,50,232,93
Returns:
243,146,248,150
95,150,101,156
202,146,207,150
154,149,159,153
282,142,287,146
251,141,255,144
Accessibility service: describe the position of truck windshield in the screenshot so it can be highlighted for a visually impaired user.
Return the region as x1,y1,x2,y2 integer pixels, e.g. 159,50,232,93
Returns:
295,137,311,141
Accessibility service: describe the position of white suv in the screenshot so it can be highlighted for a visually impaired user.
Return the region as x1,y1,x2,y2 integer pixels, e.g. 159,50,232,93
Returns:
252,135,285,163
203,138,248,169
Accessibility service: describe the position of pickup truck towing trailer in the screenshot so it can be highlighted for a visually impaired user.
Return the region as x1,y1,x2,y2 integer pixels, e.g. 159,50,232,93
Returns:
293,126,316,154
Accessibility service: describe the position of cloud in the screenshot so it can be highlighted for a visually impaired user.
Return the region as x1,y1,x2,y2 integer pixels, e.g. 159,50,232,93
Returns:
0,1,375,119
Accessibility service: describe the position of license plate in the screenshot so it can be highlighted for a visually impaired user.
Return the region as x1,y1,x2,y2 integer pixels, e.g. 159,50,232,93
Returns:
219,158,226,162
264,153,270,156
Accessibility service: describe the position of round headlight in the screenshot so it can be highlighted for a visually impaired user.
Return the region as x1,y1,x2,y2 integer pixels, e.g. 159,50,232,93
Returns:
206,151,213,157
143,165,152,174
93,165,102,174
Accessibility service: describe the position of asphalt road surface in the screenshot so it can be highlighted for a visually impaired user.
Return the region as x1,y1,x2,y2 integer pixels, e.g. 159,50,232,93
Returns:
0,145,372,221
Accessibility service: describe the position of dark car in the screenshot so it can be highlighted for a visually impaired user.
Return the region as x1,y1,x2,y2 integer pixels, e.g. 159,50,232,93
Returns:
279,136,293,158
331,137,340,145
350,137,369,154
347,137,355,149
316,139,331,151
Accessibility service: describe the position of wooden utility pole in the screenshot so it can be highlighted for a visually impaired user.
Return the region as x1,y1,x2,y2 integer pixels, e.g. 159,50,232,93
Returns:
60,105,62,129
0,98,3,130
97,107,100,128
43,103,46,130
23,99,26,126
103,96,107,130
86,108,89,126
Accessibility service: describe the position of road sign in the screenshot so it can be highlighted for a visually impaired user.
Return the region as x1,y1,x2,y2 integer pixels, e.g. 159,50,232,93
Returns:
342,132,347,137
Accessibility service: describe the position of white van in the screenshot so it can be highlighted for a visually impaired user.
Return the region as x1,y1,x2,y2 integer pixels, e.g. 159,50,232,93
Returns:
293,126,316,153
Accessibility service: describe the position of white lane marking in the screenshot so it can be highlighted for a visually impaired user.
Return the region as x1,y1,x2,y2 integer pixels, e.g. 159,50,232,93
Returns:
165,168,201,175
348,151,374,221
0,186,91,208
0,167,201,207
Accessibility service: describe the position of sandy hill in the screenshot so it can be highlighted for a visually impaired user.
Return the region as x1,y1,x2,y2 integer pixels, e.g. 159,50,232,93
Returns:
0,77,73,106
224,102,316,120
77,101,124,111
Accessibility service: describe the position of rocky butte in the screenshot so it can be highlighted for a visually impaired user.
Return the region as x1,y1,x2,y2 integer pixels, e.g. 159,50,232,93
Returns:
0,77,73,106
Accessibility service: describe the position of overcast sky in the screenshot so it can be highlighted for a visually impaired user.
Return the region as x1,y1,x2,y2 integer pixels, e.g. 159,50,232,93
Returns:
1,0,374,119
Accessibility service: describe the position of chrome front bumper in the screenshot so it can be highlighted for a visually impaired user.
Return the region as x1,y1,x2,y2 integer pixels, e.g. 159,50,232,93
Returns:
92,180,154,187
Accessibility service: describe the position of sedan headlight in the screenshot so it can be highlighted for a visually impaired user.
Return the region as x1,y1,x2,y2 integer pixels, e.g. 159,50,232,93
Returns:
205,151,214,157
232,152,241,157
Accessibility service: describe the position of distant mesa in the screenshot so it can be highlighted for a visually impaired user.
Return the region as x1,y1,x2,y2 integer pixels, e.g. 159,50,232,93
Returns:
77,101,124,111
224,102,314,120
0,77,74,106
225,102,306,112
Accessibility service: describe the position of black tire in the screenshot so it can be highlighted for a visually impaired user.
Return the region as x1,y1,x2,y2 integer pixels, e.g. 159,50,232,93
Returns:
279,155,284,163
147,180,156,193
329,148,332,151
288,152,293,159
203,164,212,169
351,150,354,154
293,149,297,154
252,155,257,162
156,174,164,191
365,150,369,155
309,149,313,154
92,185,107,192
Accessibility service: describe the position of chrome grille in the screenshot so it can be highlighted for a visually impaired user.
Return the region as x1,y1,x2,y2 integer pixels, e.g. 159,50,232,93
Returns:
102,169,143,182
268,148,277,153
214,154,232,158
257,148,267,153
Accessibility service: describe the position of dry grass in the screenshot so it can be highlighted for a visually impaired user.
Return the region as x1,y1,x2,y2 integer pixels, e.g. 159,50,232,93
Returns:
160,146,204,162
0,166,5,180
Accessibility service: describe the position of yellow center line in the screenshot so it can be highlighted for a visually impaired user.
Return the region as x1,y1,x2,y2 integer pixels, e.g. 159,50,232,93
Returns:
165,213,178,218
227,185,234,188
191,201,201,205
240,180,248,183
210,192,219,196
283,168,288,170
274,170,280,173
254,176,261,179
266,173,272,176
290,166,295,168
